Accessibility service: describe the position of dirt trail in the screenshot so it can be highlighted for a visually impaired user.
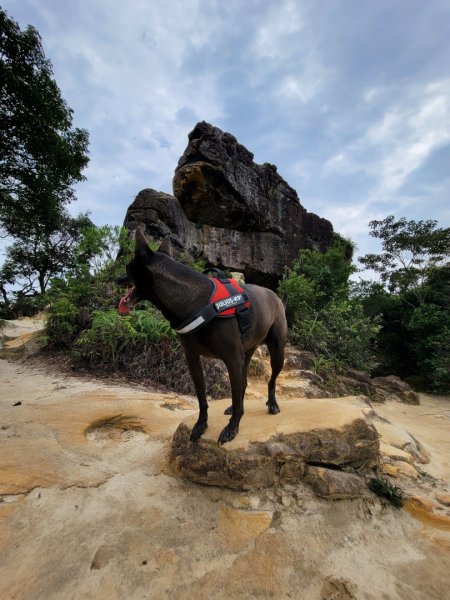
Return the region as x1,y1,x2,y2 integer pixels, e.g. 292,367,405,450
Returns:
1,319,450,599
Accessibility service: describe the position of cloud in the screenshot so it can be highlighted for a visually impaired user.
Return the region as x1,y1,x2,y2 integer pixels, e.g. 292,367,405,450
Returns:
2,0,450,267
323,79,450,195
251,0,304,60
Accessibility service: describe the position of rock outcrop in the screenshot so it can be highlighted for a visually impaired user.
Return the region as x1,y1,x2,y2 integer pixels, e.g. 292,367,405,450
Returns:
332,371,421,404
170,397,379,495
124,122,334,288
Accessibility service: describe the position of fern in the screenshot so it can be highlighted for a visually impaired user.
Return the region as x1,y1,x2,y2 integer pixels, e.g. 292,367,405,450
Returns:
368,477,404,508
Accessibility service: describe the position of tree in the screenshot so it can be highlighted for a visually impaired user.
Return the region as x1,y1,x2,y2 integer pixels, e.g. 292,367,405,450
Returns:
0,8,90,304
359,216,450,298
357,216,450,391
0,8,89,234
0,213,94,296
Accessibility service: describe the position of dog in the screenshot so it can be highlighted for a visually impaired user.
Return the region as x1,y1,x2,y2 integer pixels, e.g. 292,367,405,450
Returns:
118,228,287,445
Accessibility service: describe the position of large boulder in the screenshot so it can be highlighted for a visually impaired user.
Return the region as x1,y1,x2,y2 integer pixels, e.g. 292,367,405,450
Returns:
124,122,334,289
170,397,379,495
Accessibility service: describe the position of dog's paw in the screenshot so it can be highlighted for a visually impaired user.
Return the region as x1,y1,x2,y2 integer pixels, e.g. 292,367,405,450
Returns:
190,420,208,442
218,424,238,445
223,405,233,415
266,401,280,415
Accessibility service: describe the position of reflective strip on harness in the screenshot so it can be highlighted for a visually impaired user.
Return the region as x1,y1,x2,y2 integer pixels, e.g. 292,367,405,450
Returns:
176,315,206,334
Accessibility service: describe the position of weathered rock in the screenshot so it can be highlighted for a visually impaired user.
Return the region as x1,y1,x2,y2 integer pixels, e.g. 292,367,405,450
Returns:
124,122,334,289
435,493,450,507
283,348,316,370
337,375,373,397
90,545,114,570
216,508,273,552
371,376,420,405
345,369,372,385
403,496,450,529
381,461,419,479
306,466,366,499
376,419,430,465
174,122,332,238
170,397,379,491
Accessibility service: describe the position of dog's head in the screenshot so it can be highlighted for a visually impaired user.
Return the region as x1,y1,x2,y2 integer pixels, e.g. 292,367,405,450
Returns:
117,229,172,314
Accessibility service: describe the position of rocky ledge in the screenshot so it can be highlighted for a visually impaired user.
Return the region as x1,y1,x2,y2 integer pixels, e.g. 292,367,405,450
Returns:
170,397,379,498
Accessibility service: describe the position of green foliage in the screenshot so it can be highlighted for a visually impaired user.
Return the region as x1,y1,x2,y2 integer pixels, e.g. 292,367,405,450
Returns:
74,305,174,366
279,238,380,372
0,8,90,308
178,252,206,273
359,215,450,297
290,298,380,371
357,217,449,392
44,225,133,346
1,213,94,298
0,8,89,233
45,298,78,348
406,304,450,393
368,477,404,508
281,234,356,313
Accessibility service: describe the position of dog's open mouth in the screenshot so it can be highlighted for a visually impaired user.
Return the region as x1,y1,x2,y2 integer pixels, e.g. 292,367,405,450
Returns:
118,286,136,314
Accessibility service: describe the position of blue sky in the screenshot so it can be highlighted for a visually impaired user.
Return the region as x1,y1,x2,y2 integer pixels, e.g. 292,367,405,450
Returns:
3,0,450,263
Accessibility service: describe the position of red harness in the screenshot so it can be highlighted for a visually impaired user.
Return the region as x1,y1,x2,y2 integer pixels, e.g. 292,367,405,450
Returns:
210,278,251,317
174,277,252,336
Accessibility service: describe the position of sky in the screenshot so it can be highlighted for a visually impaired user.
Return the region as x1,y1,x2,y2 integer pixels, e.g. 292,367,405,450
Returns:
3,0,450,265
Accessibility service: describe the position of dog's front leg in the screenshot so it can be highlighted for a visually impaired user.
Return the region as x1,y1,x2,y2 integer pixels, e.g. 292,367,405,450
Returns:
184,350,208,442
218,355,245,445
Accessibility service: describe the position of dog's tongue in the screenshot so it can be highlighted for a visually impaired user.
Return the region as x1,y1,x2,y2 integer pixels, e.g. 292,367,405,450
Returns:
118,288,134,314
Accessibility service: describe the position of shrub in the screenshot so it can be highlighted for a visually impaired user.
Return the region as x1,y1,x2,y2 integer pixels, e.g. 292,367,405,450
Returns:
289,298,380,372
45,298,79,349
278,238,380,372
71,305,230,397
407,304,450,393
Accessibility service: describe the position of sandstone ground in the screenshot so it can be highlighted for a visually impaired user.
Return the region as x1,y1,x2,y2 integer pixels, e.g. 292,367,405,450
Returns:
1,318,449,599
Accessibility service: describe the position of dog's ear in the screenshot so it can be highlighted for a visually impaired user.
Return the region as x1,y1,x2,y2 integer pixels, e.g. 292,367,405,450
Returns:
134,227,153,258
158,237,173,258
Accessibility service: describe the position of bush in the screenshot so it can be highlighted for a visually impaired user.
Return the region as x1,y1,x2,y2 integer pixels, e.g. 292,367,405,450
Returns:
44,225,133,348
278,238,380,372
45,298,79,348
71,305,229,397
407,304,450,393
289,298,380,372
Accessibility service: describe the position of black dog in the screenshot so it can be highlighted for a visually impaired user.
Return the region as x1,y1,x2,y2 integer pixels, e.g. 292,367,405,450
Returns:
118,228,287,444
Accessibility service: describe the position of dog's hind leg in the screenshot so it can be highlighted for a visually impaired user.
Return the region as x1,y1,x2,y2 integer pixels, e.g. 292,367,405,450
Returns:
224,345,257,415
184,350,208,442
265,330,285,415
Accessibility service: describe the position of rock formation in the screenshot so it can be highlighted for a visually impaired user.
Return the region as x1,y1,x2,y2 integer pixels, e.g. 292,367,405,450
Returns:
124,121,334,288
170,396,379,495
